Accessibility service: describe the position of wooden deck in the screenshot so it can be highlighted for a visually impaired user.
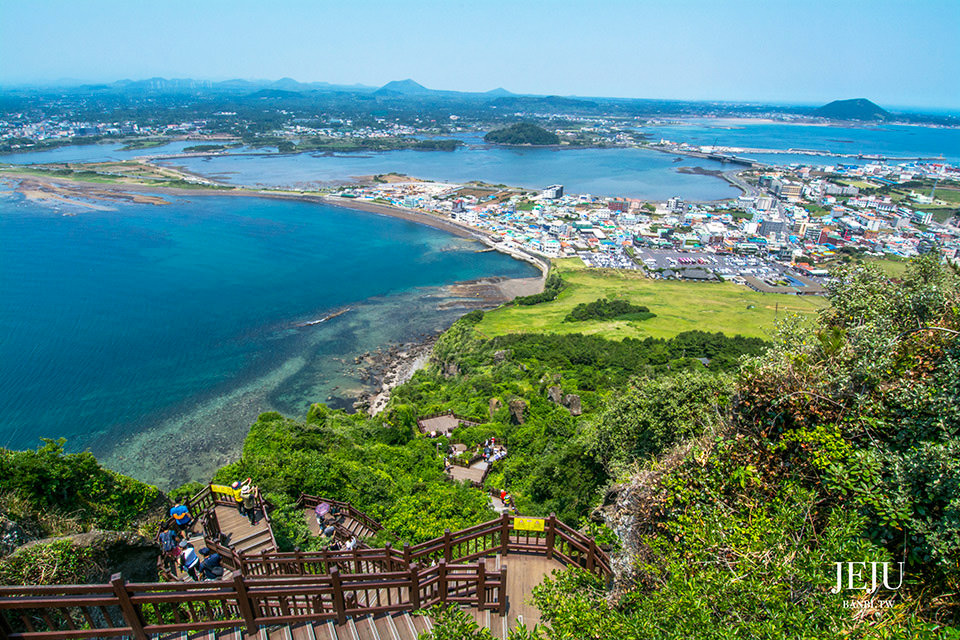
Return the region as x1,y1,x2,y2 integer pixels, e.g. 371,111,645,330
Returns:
418,414,466,436
214,503,276,555
448,461,488,485
303,507,379,541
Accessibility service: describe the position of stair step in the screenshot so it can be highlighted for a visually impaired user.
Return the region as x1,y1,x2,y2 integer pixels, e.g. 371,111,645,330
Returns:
232,528,270,547
289,623,317,640
371,615,395,640
408,613,430,635
381,615,399,640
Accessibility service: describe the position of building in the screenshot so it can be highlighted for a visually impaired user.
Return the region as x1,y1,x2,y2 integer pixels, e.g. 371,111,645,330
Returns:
541,185,564,199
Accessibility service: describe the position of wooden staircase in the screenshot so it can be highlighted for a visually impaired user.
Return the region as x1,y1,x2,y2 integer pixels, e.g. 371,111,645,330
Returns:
216,505,276,556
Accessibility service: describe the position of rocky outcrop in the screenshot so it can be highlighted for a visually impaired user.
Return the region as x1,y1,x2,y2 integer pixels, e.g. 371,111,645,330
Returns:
508,398,527,424
0,516,36,557
17,530,160,583
493,349,511,363
489,397,502,417
547,385,563,404
442,361,460,378
563,394,582,416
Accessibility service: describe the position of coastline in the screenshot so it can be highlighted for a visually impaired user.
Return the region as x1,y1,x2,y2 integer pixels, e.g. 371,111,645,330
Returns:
2,172,545,489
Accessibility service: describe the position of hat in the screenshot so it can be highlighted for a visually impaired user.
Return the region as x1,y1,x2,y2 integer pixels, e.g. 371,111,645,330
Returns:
199,547,210,555
178,540,192,549
231,481,240,489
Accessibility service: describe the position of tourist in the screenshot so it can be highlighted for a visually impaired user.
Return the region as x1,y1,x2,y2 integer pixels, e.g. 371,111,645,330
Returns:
198,547,224,580
178,541,201,581
322,524,336,538
169,502,193,534
231,480,245,516
158,526,180,573
315,502,332,526
240,479,257,525
344,536,358,551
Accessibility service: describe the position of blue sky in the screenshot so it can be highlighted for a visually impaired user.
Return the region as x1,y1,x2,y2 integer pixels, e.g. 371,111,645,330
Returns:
1,0,957,110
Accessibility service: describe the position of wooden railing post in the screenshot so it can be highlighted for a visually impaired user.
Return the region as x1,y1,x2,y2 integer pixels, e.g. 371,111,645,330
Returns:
110,574,147,640
498,562,507,616
587,538,596,573
546,513,557,560
232,574,257,634
330,565,347,625
500,512,510,553
477,559,486,610
384,543,393,571
443,529,452,563
438,559,448,604
403,542,412,570
409,563,421,611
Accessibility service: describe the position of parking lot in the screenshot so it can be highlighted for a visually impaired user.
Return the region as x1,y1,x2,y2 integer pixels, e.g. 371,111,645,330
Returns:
579,249,642,270
633,248,786,280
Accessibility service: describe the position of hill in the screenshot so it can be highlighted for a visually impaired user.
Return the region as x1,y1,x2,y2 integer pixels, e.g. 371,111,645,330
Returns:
814,98,889,121
374,78,433,96
484,121,560,145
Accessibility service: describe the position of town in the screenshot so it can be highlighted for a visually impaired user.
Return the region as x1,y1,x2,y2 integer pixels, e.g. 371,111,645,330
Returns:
326,153,960,295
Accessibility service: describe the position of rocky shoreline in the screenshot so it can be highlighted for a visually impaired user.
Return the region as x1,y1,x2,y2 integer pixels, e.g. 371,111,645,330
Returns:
346,334,439,415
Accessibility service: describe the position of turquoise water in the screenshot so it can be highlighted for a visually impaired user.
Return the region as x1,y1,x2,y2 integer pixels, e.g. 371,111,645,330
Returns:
166,147,740,200
0,191,537,487
642,119,960,165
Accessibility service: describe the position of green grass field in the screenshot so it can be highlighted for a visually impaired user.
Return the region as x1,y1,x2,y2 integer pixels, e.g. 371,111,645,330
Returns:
476,259,826,341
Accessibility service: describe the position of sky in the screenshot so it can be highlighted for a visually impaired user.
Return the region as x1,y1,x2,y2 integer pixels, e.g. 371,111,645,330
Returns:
1,0,958,110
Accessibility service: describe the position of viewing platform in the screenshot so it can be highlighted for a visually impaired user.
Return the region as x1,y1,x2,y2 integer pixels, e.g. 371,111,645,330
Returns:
0,485,610,640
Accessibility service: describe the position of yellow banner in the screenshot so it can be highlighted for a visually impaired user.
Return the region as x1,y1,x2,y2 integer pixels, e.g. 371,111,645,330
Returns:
210,484,234,497
514,517,545,532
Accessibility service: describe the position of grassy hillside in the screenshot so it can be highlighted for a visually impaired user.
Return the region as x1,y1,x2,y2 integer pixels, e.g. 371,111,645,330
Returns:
476,259,826,340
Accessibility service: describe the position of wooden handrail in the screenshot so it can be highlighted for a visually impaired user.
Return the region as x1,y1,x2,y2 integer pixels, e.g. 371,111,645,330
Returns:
0,562,502,640
0,513,609,640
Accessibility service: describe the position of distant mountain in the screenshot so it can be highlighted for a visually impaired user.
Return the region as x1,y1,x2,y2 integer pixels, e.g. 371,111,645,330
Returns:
485,87,514,97
491,95,599,112
814,98,889,121
375,79,432,96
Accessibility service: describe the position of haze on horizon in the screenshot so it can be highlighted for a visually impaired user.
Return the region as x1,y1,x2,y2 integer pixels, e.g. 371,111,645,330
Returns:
1,0,958,111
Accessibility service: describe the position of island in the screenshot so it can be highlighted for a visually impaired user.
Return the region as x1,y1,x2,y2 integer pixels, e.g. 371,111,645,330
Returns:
484,122,560,145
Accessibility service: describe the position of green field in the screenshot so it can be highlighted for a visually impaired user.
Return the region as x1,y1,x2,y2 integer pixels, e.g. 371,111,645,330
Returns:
475,259,826,340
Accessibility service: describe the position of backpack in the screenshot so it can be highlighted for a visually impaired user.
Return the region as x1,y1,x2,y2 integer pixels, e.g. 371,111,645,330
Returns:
160,531,177,553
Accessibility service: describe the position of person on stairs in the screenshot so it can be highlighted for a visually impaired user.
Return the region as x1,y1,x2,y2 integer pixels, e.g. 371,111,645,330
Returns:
240,479,257,525
169,502,193,534
198,547,224,580
231,480,246,517
178,541,201,581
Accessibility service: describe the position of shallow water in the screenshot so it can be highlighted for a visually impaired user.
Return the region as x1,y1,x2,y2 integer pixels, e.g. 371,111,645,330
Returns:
0,192,537,487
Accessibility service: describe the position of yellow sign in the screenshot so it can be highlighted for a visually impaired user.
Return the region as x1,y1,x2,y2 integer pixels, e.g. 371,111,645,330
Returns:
210,484,234,497
513,517,545,532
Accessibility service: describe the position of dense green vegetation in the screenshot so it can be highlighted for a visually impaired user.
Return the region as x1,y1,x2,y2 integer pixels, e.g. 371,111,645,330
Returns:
213,310,768,552
0,439,161,535
182,143,242,153
514,271,563,306
564,298,654,322
492,255,958,637
484,122,560,146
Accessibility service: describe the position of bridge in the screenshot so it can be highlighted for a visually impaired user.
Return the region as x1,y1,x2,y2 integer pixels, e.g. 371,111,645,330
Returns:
0,485,610,640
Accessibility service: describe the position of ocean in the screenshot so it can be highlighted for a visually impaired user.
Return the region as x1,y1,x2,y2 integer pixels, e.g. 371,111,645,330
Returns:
0,191,537,488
